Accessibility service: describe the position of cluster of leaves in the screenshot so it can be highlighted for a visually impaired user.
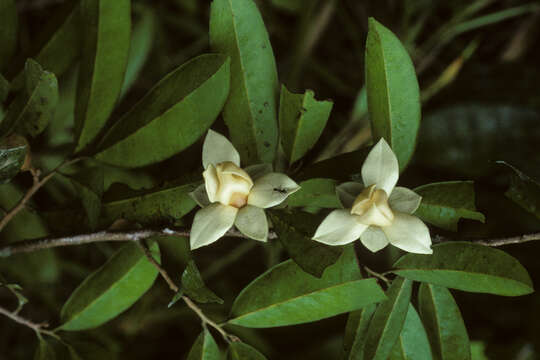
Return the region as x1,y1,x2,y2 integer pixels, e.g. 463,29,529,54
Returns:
0,0,539,359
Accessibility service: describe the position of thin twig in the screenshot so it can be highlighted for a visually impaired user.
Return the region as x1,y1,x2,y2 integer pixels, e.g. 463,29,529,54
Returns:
0,305,59,339
364,266,391,285
0,158,81,232
472,232,540,247
0,228,269,258
136,241,239,343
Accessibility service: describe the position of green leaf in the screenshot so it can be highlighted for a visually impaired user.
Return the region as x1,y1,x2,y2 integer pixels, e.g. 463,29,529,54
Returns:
268,209,343,277
278,85,333,164
60,242,160,331
418,284,471,360
414,181,485,231
101,181,198,227
34,339,56,360
296,147,371,182
498,161,540,219
34,5,81,80
363,277,413,360
0,74,8,102
365,18,421,172
0,134,27,184
228,247,386,328
187,330,221,360
68,167,104,230
0,0,17,72
286,178,340,209
181,260,223,304
342,305,376,360
227,342,267,360
389,305,433,360
393,242,533,296
120,5,156,97
74,0,131,152
1,59,59,138
210,0,279,165
95,54,230,167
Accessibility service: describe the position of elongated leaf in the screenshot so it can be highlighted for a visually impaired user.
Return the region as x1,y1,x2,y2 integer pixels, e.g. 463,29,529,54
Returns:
121,5,156,96
34,5,81,80
74,0,131,152
227,342,267,360
268,209,343,277
1,59,58,138
342,305,376,360
181,260,223,304
393,242,533,296
228,247,386,328
60,242,160,331
187,330,221,360
210,0,279,165
286,178,340,209
389,305,433,360
95,54,230,167
0,0,17,71
0,74,8,102
279,85,333,164
414,181,485,231
68,167,104,230
365,18,420,171
498,161,540,219
34,339,56,360
0,134,27,184
364,277,413,360
419,284,470,360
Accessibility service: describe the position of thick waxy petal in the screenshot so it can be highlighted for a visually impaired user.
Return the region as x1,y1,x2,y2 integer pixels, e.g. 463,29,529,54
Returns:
313,209,368,246
189,183,210,207
203,164,219,203
388,186,422,214
336,181,364,208
382,212,432,254
235,205,268,241
361,138,399,194
217,161,253,184
360,226,389,252
202,129,241,168
190,203,238,250
247,173,300,208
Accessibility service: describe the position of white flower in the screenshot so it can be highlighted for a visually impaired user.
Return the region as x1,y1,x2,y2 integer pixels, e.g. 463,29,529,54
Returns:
189,130,300,250
312,138,432,254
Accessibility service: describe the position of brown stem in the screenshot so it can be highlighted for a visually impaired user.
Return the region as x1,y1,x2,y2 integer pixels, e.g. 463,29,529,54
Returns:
364,266,391,285
136,241,239,343
0,228,266,258
471,232,540,247
0,158,81,233
0,305,59,339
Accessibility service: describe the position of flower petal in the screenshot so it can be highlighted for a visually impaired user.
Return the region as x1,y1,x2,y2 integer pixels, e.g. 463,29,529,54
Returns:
202,129,241,168
203,164,219,203
190,203,238,250
244,163,273,181
218,161,253,185
189,183,210,208
382,212,432,254
247,173,300,208
388,186,422,214
336,182,364,208
312,209,368,246
360,226,389,252
361,138,399,194
234,205,268,241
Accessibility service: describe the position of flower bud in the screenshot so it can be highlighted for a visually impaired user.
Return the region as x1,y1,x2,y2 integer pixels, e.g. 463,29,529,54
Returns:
203,161,253,208
351,184,394,227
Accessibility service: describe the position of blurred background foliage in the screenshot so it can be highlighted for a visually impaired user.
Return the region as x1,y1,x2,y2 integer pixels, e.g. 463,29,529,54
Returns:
1,0,540,358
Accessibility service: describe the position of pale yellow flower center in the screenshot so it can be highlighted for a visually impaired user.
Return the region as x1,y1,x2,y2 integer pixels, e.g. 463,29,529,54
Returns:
204,161,253,208
350,184,394,227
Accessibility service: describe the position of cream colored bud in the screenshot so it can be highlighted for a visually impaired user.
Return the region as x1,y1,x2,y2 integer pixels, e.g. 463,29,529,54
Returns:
351,184,394,227
203,161,253,208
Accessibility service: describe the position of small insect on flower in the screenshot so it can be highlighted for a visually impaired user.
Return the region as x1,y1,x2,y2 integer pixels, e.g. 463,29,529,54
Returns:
312,138,433,254
189,130,300,250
